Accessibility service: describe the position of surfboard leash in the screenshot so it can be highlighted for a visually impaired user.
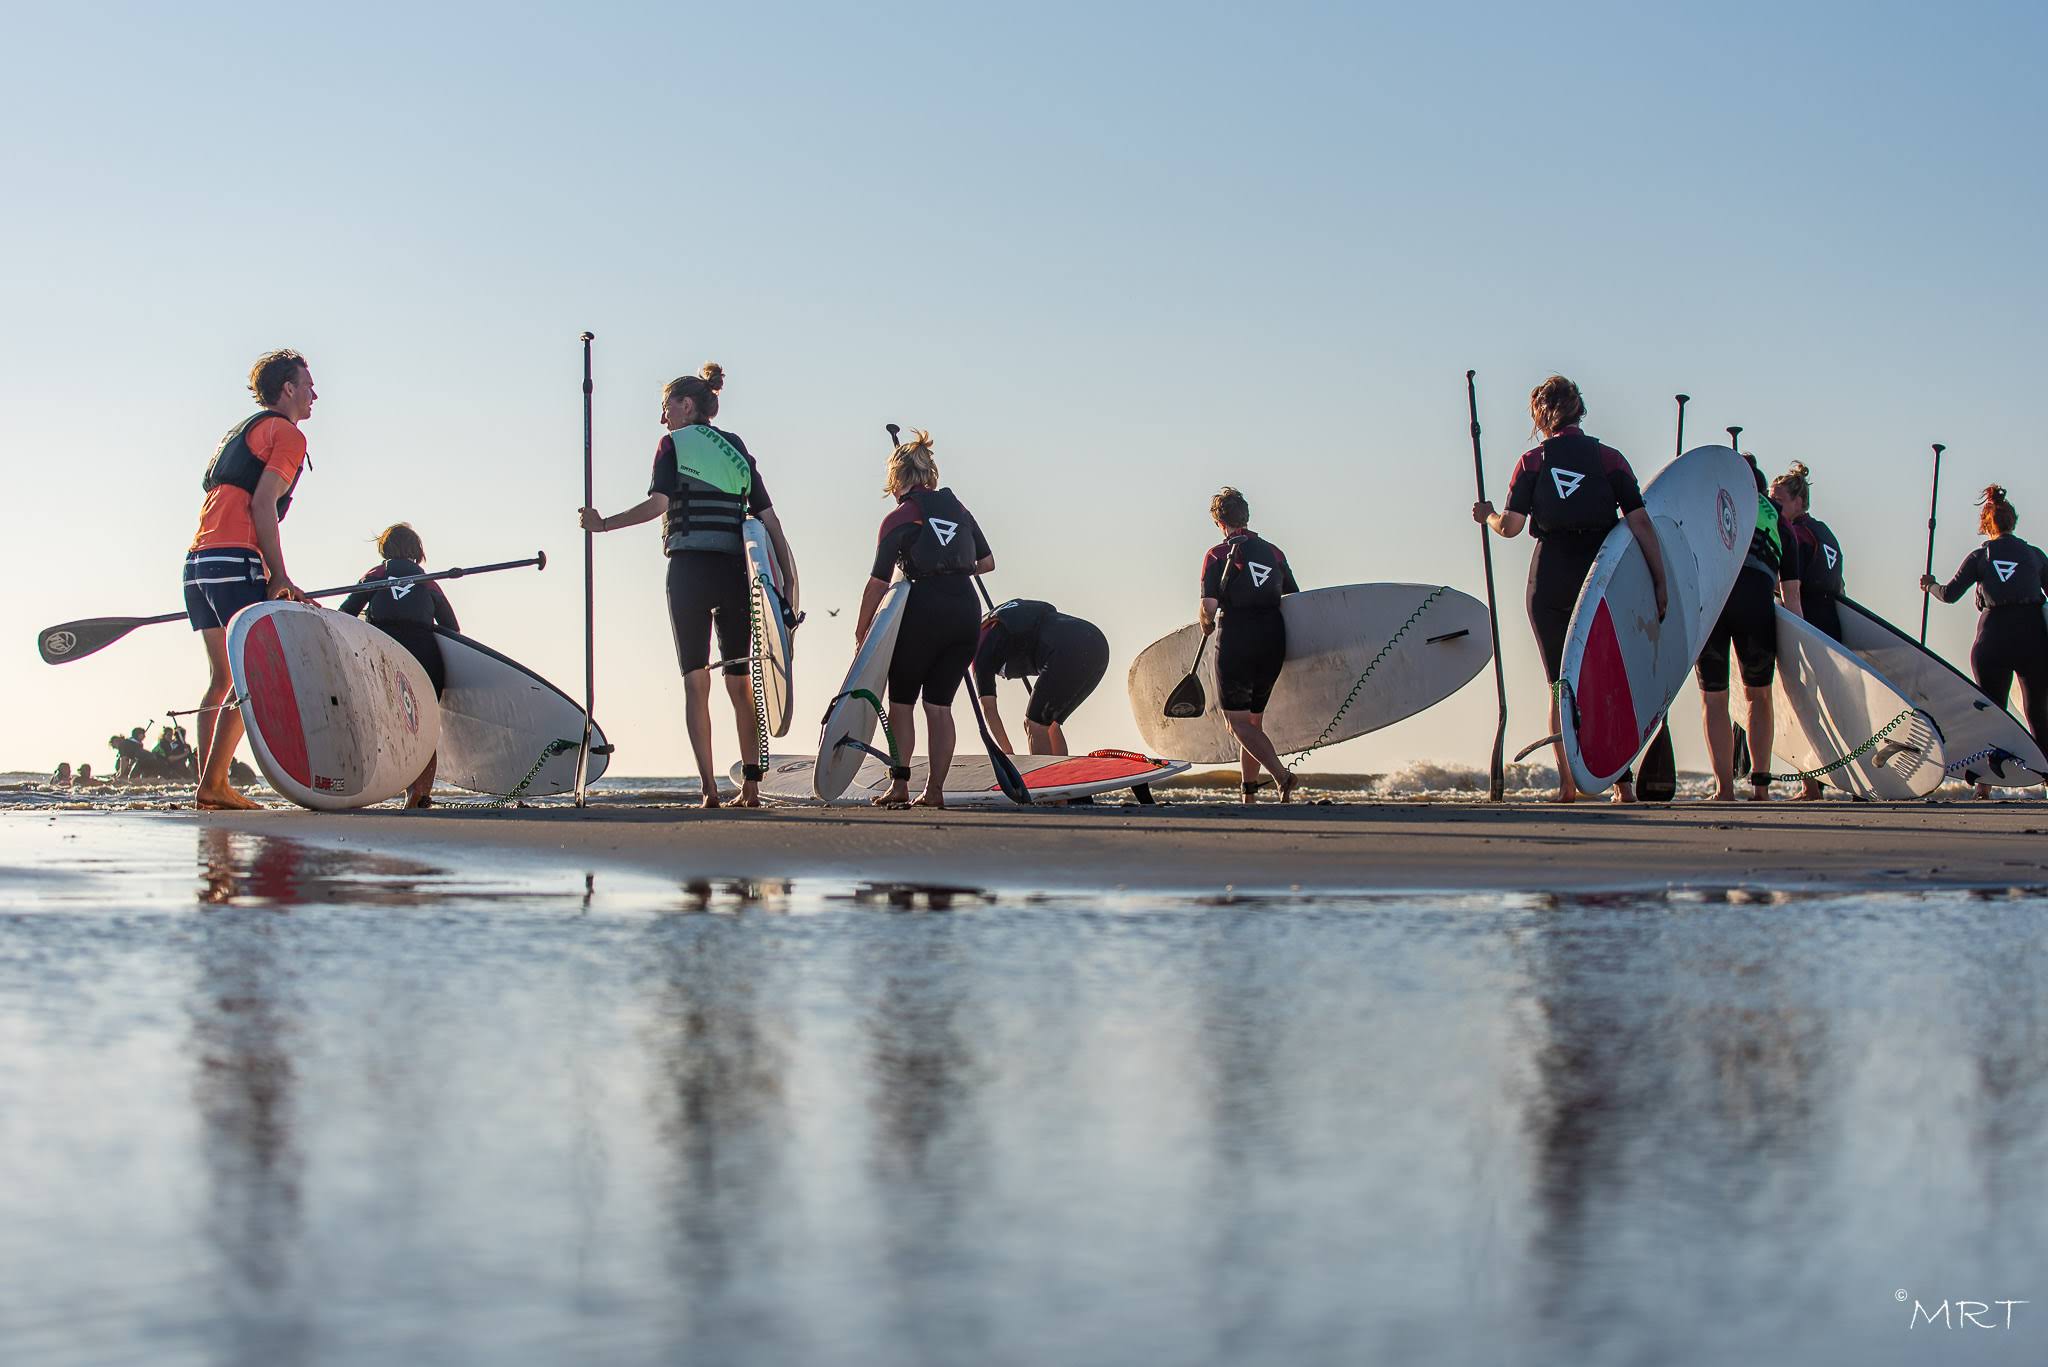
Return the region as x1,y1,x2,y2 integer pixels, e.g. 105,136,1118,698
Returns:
1754,707,1934,786
748,574,770,776
1287,586,1448,767
487,738,579,808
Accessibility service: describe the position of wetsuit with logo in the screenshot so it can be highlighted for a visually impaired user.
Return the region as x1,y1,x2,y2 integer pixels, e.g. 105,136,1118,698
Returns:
1698,480,1803,692
649,425,772,676
183,411,308,630
1932,535,2048,746
339,557,460,696
971,600,1112,726
1502,427,1645,682
872,487,991,706
1201,531,1299,713
1789,514,1846,641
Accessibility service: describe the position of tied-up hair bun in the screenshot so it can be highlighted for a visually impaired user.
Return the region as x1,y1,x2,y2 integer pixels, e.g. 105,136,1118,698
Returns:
1981,484,2009,506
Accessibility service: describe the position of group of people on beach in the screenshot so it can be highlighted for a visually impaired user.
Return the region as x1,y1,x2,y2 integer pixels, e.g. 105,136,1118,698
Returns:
178,351,2048,811
1475,375,2048,802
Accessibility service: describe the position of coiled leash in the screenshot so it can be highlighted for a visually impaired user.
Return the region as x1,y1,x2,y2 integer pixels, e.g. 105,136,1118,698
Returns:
1287,586,1449,767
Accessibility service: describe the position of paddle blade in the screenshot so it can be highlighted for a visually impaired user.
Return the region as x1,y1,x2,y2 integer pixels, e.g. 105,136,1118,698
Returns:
37,615,165,664
1162,672,1207,719
1637,723,1677,801
966,688,1031,804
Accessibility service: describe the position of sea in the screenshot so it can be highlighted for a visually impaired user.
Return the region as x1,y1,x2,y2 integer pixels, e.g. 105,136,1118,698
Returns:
1,791,2044,1364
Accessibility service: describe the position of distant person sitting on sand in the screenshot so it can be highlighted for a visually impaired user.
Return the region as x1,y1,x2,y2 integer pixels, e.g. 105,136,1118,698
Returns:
1921,484,2048,799
50,762,73,789
1201,487,1298,804
75,764,107,788
1699,453,1804,802
858,429,995,809
1474,375,1667,805
972,600,1110,756
578,363,800,809
185,349,316,811
339,523,458,809
1772,461,1847,801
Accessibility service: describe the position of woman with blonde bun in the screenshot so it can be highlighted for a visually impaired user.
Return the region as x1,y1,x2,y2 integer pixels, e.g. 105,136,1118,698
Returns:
579,363,799,809
1771,461,1846,800
855,430,993,808
1922,485,2048,797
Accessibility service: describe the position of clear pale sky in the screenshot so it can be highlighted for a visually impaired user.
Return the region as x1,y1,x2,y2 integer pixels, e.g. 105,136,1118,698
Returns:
3,2,2041,779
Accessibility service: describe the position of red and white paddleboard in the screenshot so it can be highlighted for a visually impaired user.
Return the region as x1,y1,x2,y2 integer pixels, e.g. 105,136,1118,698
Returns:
1558,445,1756,794
749,749,1191,805
227,602,441,810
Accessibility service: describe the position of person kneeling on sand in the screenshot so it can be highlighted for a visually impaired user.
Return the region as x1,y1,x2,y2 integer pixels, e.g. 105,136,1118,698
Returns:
1200,487,1298,804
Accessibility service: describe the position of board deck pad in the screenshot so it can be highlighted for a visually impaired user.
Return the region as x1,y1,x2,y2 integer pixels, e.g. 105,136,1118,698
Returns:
751,750,1190,805
1127,583,1492,764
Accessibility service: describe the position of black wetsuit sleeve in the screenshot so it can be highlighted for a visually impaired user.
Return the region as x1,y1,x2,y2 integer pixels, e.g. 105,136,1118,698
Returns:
727,436,771,515
1201,547,1226,600
1778,530,1802,585
337,566,382,617
972,517,991,562
1281,561,1300,595
971,623,1003,697
1937,550,1981,604
1606,454,1645,515
647,435,678,500
431,584,459,630
871,523,914,582
1504,451,1541,516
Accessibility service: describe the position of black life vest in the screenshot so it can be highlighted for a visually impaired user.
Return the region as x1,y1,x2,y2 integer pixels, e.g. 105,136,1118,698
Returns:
364,558,436,626
903,487,978,579
202,411,301,520
1976,535,2047,608
1797,516,1844,598
1529,432,1620,539
662,425,753,556
982,599,1055,679
1219,532,1286,609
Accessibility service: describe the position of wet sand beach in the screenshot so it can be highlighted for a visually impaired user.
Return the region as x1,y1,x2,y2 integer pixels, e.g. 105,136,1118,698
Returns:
165,797,2048,895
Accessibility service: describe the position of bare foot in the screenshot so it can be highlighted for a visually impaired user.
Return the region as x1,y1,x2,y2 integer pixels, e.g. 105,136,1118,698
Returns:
1747,786,1772,802
698,792,722,810
196,786,261,811
733,781,761,809
912,790,946,809
1708,789,1738,803
1549,790,1579,805
1611,782,1637,806
871,786,909,808
1975,783,1993,801
1277,772,1297,804
1792,788,1823,802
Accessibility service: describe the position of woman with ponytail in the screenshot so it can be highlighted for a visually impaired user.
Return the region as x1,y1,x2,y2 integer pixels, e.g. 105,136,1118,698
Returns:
1771,461,1847,800
1921,485,2048,795
579,363,800,809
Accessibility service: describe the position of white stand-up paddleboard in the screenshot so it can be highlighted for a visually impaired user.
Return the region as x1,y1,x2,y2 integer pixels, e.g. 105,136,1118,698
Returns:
433,629,611,796
1125,583,1493,764
744,519,798,738
1771,606,1944,799
228,602,441,811
814,580,910,799
748,749,1190,805
1834,596,2047,788
1560,445,1756,794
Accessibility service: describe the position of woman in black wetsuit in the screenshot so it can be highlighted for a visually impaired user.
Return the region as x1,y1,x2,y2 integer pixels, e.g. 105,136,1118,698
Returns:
339,522,459,808
1697,454,1803,802
972,600,1110,756
1921,484,2048,799
1772,461,1847,800
1200,487,1298,803
856,430,994,808
579,363,800,809
1474,376,1667,804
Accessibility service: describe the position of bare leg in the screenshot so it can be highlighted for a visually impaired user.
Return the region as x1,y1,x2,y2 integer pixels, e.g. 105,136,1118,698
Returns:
725,672,761,807
406,752,439,808
1743,682,1775,801
1798,776,1825,801
195,628,258,809
1225,710,1294,801
1700,687,1736,801
1025,720,1064,756
1239,737,1261,801
874,701,916,806
916,701,955,807
683,670,720,808
1549,689,1579,804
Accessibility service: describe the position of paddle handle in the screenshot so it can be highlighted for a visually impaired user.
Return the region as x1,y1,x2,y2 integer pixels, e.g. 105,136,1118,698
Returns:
576,331,596,806
1919,442,1944,644
1467,370,1508,802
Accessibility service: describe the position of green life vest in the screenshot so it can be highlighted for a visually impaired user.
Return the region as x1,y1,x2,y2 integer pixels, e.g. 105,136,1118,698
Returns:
663,425,753,555
1745,494,1784,578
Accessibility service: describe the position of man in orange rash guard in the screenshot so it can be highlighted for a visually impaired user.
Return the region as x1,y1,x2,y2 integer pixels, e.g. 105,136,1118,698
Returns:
183,349,316,809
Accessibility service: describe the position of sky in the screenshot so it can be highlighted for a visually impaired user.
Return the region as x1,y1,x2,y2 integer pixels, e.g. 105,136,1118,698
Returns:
3,1,2044,780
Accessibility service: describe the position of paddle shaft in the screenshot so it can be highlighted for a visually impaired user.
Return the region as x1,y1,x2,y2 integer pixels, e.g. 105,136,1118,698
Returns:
576,331,596,807
1674,394,1689,459
1919,442,1945,644
38,555,547,664
1466,371,1507,802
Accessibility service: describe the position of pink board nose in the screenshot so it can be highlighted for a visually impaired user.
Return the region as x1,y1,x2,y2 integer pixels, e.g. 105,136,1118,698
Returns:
240,614,312,787
1575,601,1643,777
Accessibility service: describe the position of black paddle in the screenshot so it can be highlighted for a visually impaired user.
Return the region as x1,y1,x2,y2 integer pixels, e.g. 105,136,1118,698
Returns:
1919,442,1945,645
882,421,1030,804
575,330,597,808
37,554,548,665
1162,635,1210,718
1465,371,1508,802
